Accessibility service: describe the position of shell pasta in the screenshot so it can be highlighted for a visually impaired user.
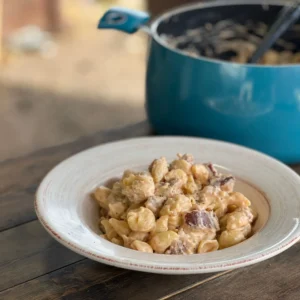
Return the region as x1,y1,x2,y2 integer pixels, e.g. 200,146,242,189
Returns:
93,154,257,254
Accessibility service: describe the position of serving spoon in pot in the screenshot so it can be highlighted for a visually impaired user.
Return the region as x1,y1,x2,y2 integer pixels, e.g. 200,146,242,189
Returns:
248,1,300,63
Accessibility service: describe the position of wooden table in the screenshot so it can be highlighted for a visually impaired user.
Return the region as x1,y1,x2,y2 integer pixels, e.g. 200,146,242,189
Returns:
1,121,300,300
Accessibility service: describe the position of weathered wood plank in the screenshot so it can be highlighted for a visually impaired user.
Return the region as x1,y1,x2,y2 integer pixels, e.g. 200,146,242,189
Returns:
1,259,225,300
0,122,151,231
170,242,300,300
0,260,127,300
0,220,82,291
291,163,300,175
61,270,230,300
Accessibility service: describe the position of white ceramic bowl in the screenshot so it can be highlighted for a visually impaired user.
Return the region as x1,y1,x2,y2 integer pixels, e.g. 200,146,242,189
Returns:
35,137,300,274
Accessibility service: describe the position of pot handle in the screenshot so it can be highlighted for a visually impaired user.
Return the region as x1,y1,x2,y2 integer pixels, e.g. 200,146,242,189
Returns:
97,7,151,34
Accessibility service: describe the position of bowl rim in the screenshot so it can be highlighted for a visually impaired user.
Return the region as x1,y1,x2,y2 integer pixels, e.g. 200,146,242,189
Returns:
35,136,300,274
150,0,300,69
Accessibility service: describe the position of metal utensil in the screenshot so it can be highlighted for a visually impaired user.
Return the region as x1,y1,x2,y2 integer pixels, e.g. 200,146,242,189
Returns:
249,2,300,63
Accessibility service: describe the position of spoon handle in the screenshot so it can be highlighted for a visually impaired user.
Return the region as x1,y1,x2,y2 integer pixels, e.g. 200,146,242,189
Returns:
249,4,300,64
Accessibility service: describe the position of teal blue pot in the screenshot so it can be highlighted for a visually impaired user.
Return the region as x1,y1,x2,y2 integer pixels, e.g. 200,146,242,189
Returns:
98,1,300,163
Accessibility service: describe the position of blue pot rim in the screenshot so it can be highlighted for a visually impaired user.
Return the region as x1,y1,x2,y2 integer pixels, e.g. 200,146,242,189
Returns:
149,0,300,69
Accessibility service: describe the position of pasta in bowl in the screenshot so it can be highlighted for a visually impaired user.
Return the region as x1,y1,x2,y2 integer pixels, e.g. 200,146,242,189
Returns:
93,154,257,255
35,137,300,274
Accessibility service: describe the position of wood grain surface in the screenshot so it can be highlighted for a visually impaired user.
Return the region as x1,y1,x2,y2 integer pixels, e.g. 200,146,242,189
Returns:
1,121,300,300
0,122,151,232
171,242,300,300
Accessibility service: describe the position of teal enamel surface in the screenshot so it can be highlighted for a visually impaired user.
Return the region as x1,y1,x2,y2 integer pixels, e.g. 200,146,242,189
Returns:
98,7,150,34
97,3,300,163
146,39,300,163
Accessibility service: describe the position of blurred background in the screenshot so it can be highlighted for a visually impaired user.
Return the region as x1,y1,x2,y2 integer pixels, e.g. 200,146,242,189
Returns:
1,0,195,161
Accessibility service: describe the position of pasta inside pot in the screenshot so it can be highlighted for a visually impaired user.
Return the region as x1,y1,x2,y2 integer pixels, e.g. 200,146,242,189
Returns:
157,3,300,65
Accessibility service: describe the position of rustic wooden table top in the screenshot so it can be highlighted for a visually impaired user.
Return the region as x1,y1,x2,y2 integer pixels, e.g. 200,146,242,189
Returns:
1,121,300,300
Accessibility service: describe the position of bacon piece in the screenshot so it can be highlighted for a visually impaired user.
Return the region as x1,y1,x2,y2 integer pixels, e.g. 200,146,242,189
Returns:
205,163,218,176
210,175,235,192
184,210,219,230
